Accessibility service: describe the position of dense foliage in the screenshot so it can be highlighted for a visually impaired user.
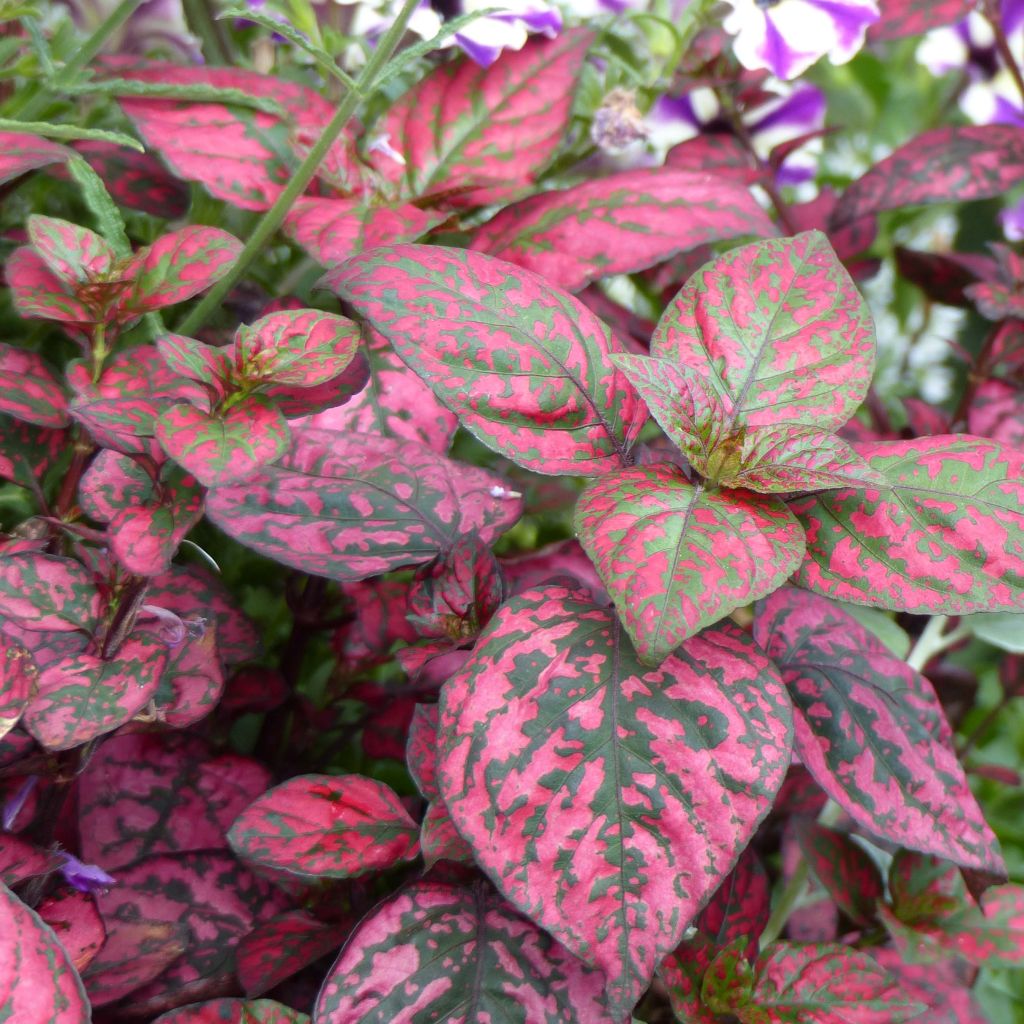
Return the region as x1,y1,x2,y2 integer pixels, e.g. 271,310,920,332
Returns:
2,0,1024,1021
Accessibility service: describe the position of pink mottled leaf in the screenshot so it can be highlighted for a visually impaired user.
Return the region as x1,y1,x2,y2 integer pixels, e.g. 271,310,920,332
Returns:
78,731,271,869
157,396,289,487
796,821,884,927
0,833,61,886
652,230,876,431
27,214,115,285
0,553,100,634
147,627,224,728
754,587,1004,875
665,133,760,182
790,435,1024,613
0,415,67,489
118,226,242,315
237,912,343,998
314,877,615,1024
234,309,360,388
699,940,756,1017
332,577,419,674
0,132,71,183
5,246,92,324
407,702,440,800
832,126,1024,227
283,197,447,267
83,918,189,1008
91,851,287,1016
206,429,522,579
157,333,233,388
228,774,420,879
265,353,370,419
420,799,474,867
969,380,1024,448
743,943,923,1023
871,949,988,1024
870,0,971,40
22,633,168,751
0,636,36,740
439,584,793,1014
470,168,774,292
0,344,69,428
371,31,592,206
153,1000,309,1023
0,880,90,1023
37,890,105,974
575,464,805,665
329,245,647,474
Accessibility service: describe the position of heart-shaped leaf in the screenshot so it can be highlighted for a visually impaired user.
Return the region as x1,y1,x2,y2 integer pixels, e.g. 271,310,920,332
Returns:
371,31,592,206
755,587,1005,875
152,998,310,1023
314,878,616,1024
27,214,116,284
0,131,71,183
0,553,100,634
790,435,1024,612
328,245,647,475
157,396,289,487
652,231,876,431
575,464,805,664
83,918,189,1008
0,880,90,1023
206,428,522,579
439,585,793,1015
234,309,360,387
22,634,169,751
78,731,270,869
229,774,420,879
237,912,343,998
471,168,774,292
831,126,1024,227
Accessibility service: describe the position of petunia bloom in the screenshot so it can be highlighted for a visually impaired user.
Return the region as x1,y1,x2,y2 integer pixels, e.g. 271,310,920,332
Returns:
722,0,880,80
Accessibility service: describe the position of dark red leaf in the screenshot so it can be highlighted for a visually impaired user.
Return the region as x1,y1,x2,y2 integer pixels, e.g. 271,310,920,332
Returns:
0,131,71,184
796,821,884,927
0,636,37,741
37,889,106,974
236,911,343,998
70,141,190,218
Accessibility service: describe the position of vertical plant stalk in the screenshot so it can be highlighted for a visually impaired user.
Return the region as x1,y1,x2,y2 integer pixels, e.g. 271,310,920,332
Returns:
178,0,423,336
906,615,970,673
183,0,231,64
984,0,1024,107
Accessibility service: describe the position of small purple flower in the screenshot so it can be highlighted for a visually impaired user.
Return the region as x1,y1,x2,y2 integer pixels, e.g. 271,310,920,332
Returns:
722,0,880,80
1000,195,1024,240
2,775,36,832
58,852,116,894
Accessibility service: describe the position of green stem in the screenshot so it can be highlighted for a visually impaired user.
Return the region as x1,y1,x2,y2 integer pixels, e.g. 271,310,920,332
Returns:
183,0,230,64
906,615,970,672
178,0,422,336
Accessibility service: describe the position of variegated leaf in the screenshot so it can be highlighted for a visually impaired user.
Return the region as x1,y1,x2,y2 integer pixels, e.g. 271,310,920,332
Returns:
37,890,106,975
22,633,168,751
470,169,774,292
314,878,616,1024
206,429,522,579
0,880,90,1024
27,214,115,285
795,821,884,927
237,912,343,998
152,998,309,1023
156,333,232,389
6,247,92,324
831,126,1024,227
328,245,647,474
575,464,805,664
370,31,592,206
0,414,67,489
157,397,289,487
228,774,420,879
70,140,190,218
83,918,189,1008
754,587,1004,875
790,435,1024,612
652,231,876,431
0,637,36,740
869,0,972,40
0,131,71,183
0,553,100,634
871,949,988,1024
234,309,360,388
439,585,793,1015
0,344,69,428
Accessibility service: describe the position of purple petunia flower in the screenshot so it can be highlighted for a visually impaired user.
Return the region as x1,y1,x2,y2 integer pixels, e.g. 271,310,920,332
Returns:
450,0,562,66
722,0,879,80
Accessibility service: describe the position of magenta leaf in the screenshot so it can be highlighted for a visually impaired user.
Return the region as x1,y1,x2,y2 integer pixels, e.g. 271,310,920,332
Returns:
420,799,474,867
371,31,592,206
6,246,93,324
157,396,290,487
0,833,61,886
754,587,1004,875
575,464,805,665
205,429,522,579
699,940,756,1017
0,415,67,490
118,226,242,315
228,773,420,879
78,732,271,870
314,877,615,1024
329,245,647,475
22,633,168,751
79,450,154,519
283,197,447,267
236,912,343,998
832,126,1024,227
470,168,774,292
0,880,90,1023
970,380,1024,448
83,918,189,1008
870,0,972,40
234,309,360,388
148,627,224,728
744,943,923,1022
265,353,369,419
0,553,100,634
37,889,106,974
652,231,876,432
439,584,793,1015
0,342,69,425
795,821,884,927
871,949,988,1024
27,214,116,285
790,435,1024,613
156,333,233,389
0,131,71,183
0,637,37,740
407,702,441,800
91,851,287,1016
152,999,310,1024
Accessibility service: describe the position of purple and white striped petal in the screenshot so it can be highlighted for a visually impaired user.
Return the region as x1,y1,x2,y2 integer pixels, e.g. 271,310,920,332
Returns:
453,0,562,65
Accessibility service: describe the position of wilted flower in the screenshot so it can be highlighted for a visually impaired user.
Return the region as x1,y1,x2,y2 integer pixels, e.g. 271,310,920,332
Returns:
647,80,826,184
59,0,201,60
721,0,879,80
58,852,116,893
591,88,648,152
